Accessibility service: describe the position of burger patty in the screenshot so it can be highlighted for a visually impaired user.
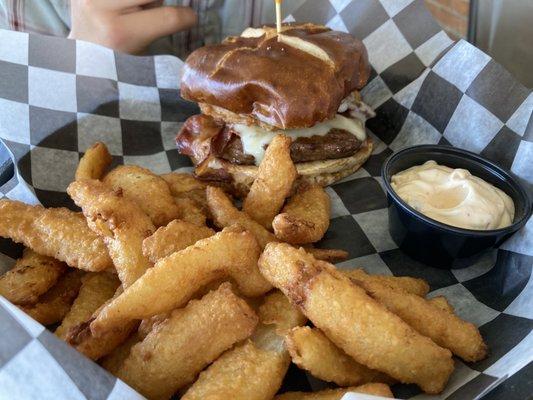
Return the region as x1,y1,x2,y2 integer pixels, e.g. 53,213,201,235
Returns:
176,114,364,165
221,129,362,165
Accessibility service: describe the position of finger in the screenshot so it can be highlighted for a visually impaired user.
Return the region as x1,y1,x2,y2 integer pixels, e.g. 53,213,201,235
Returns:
142,0,164,9
90,0,158,11
120,6,197,47
124,0,163,13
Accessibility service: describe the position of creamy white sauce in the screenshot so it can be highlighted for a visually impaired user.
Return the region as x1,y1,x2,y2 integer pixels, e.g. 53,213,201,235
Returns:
391,160,515,230
233,114,366,164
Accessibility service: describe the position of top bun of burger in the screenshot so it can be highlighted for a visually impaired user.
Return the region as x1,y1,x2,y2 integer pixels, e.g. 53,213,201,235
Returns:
177,23,375,197
180,23,370,130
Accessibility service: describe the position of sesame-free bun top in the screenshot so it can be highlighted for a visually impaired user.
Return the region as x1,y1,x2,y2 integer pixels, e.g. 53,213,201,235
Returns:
180,23,370,130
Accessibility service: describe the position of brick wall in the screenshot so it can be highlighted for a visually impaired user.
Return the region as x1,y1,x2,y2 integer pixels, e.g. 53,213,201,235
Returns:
424,0,470,39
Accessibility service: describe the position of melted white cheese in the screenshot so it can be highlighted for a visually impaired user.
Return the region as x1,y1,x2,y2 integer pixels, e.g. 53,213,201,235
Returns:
233,114,366,164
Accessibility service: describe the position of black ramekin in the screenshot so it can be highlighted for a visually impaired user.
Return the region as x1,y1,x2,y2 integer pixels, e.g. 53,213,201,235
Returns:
381,145,532,269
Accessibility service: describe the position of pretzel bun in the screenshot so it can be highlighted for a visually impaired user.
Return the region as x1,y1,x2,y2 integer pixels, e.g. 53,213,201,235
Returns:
180,23,370,130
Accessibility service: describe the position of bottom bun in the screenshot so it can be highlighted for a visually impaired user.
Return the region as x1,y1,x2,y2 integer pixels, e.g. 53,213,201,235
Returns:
195,138,373,197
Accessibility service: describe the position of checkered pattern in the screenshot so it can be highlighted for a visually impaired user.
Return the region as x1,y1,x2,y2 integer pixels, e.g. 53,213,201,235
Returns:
0,32,195,210
0,1,531,399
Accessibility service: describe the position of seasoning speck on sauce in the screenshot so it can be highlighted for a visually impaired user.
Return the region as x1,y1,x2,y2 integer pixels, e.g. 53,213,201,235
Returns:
391,160,515,230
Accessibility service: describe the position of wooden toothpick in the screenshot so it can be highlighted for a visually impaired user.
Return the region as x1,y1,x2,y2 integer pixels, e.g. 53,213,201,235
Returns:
275,0,282,39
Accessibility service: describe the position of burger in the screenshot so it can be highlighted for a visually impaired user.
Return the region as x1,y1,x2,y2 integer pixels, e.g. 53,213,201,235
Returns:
176,23,375,197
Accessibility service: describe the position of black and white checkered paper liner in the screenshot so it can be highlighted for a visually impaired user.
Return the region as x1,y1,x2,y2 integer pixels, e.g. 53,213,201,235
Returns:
0,1,531,399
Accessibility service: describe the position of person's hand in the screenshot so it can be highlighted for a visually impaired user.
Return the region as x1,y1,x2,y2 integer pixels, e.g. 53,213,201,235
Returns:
68,0,198,54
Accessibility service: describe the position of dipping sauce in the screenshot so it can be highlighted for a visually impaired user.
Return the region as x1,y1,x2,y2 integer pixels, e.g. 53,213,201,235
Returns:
391,160,515,230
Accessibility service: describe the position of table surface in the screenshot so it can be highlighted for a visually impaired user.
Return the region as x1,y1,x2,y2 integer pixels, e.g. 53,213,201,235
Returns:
0,141,531,399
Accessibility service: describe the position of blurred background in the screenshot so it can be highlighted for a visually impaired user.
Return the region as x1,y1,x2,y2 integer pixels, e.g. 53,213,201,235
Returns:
427,0,532,88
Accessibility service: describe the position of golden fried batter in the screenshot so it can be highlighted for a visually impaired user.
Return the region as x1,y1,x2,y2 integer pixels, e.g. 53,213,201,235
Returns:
343,268,429,297
117,283,258,400
207,186,278,249
285,326,392,386
90,227,269,335
67,179,155,287
142,219,214,263
21,270,84,325
182,291,306,400
0,200,112,272
65,286,140,361
273,184,330,244
351,274,487,362
56,272,120,339
103,165,180,226
75,142,112,181
0,249,67,305
259,243,454,394
243,135,297,228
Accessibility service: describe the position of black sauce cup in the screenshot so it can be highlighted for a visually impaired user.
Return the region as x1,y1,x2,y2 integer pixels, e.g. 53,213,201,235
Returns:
382,145,532,269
